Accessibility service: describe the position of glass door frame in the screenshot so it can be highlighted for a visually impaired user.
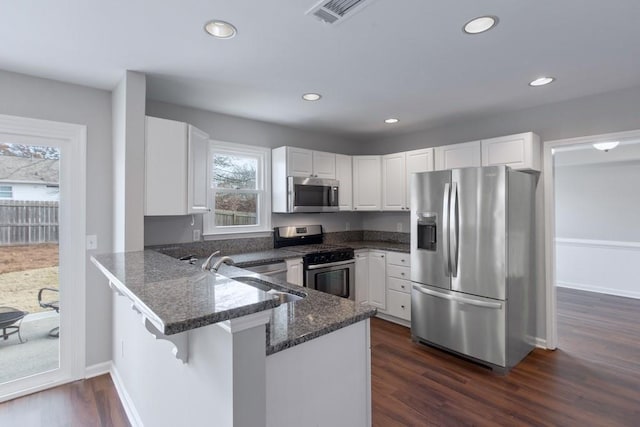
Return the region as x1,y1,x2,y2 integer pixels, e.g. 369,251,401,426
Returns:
0,113,86,402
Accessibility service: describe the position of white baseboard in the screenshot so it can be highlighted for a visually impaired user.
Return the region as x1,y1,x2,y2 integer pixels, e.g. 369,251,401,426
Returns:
110,364,143,427
84,361,111,379
557,281,640,300
375,312,410,328
534,337,548,349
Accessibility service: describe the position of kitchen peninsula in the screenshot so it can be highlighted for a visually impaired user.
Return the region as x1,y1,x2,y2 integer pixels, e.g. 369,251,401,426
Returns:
91,250,375,427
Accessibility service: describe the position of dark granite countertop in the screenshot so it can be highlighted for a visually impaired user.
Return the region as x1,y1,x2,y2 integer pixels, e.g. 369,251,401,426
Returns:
342,240,410,253
217,264,377,355
91,250,377,355
227,249,301,267
91,251,286,335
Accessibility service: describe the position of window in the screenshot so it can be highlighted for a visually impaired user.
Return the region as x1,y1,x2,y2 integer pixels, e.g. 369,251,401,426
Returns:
0,185,12,198
203,141,271,235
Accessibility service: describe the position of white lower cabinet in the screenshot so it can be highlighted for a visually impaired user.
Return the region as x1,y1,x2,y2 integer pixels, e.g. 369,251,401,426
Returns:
355,250,369,306
355,250,386,310
386,289,411,321
383,251,412,324
356,249,412,323
368,251,386,309
285,258,303,286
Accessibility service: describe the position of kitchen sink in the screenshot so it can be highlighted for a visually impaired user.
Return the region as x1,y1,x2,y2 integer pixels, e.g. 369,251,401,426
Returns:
233,277,305,304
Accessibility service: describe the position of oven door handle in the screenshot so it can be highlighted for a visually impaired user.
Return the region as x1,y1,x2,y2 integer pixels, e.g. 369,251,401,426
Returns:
305,259,355,270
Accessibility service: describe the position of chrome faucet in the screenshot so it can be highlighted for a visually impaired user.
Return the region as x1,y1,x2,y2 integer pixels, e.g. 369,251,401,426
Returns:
211,256,235,272
201,251,235,272
201,251,220,271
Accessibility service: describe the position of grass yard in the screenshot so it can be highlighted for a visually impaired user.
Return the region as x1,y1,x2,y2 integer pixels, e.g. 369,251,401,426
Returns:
0,244,59,313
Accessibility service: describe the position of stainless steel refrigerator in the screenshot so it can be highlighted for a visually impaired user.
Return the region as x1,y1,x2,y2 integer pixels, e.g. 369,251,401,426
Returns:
410,165,536,371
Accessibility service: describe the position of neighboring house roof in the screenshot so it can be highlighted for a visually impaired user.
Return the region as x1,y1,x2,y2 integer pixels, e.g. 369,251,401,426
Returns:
0,155,59,185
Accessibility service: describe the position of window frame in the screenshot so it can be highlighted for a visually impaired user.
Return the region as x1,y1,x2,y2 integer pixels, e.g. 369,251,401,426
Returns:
203,140,271,236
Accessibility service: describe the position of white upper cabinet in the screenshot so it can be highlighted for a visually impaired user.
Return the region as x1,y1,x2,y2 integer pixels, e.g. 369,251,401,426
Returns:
405,148,434,209
277,146,336,179
286,147,314,177
313,151,337,179
335,154,353,211
481,132,541,171
145,116,210,216
434,140,481,170
382,153,407,211
352,156,381,211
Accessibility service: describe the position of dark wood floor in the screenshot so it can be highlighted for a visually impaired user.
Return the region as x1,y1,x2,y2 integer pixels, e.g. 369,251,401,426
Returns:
0,374,129,427
1,287,638,426
371,287,640,426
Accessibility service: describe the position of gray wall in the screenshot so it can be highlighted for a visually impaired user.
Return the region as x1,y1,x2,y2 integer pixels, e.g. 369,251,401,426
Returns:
0,69,113,367
146,100,363,154
144,100,364,246
368,85,640,155
555,160,640,242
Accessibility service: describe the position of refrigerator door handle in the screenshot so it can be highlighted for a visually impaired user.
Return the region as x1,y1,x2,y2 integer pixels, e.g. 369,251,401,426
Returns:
412,284,503,309
442,183,451,277
450,182,459,278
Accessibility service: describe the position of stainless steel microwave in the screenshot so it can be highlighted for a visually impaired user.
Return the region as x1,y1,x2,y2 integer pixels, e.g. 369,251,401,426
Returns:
286,176,339,213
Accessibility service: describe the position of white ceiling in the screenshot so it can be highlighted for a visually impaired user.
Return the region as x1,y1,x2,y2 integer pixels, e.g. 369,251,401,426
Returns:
2,0,640,140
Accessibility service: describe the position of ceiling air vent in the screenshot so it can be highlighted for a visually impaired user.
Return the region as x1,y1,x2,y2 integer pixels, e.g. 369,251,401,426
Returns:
306,0,377,25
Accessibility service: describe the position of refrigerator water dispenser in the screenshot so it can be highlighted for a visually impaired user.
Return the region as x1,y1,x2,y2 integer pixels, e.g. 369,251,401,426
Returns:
417,213,437,251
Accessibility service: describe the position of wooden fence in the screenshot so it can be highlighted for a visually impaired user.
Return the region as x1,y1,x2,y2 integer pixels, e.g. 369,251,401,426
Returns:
0,200,59,245
215,209,256,226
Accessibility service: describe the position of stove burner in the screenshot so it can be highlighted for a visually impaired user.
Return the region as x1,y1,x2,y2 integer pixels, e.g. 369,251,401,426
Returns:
273,225,354,265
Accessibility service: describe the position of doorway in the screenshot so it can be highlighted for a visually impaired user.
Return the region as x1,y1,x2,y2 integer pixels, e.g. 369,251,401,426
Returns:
543,129,640,350
0,114,86,402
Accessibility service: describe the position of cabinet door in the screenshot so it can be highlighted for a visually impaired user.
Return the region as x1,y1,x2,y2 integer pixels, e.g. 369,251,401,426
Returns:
368,251,386,310
286,258,303,286
481,132,540,171
335,154,353,210
187,125,210,214
405,148,434,209
145,116,188,216
287,147,314,177
352,156,381,211
312,151,336,179
382,153,406,211
355,251,369,306
434,141,481,171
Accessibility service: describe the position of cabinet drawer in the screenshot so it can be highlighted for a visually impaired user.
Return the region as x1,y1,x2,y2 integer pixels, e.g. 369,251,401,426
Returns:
386,251,410,267
387,290,411,321
387,264,410,280
387,277,411,294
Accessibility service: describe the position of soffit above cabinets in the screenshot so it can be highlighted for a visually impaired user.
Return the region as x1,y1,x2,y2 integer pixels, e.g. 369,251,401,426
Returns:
2,1,640,139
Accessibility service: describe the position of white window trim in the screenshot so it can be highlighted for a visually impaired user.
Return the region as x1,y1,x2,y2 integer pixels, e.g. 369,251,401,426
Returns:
203,140,271,236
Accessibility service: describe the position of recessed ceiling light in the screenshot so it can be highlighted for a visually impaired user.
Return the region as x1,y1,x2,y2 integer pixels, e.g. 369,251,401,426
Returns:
204,20,237,39
529,77,555,87
302,93,322,101
463,16,498,34
593,141,619,152
384,118,399,124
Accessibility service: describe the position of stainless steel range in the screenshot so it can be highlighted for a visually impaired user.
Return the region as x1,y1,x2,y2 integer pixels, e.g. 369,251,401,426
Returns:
274,225,355,300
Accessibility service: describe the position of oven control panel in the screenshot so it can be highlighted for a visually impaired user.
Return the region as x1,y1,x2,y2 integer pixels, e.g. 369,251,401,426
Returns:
303,249,354,266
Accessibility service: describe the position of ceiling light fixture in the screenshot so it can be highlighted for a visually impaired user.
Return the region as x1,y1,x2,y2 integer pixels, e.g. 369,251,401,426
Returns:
302,93,322,101
529,77,555,87
593,141,620,152
384,118,399,124
463,16,499,34
204,20,237,39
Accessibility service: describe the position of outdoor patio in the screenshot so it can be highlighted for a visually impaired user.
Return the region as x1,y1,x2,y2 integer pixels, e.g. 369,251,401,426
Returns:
0,313,59,384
